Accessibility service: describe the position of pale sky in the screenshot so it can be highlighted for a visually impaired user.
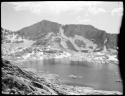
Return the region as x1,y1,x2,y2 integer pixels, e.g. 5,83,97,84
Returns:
1,1,123,34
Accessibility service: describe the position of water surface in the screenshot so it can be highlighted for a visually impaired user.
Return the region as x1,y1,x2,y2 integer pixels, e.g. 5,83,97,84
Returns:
18,58,122,92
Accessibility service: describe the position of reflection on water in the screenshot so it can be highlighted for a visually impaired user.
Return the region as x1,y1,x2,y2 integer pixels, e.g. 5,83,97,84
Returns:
19,58,122,92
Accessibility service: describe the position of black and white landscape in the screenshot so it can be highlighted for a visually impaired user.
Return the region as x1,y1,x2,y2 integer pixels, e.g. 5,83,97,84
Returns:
1,1,123,95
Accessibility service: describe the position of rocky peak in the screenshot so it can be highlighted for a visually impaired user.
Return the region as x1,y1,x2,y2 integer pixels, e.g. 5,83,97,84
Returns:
2,20,118,52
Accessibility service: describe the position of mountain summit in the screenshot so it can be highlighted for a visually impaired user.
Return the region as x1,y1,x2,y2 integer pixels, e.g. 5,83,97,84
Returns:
2,20,118,52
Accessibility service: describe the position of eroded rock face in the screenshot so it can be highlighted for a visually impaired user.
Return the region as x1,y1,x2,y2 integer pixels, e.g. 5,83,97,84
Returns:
75,39,86,48
62,24,118,51
66,40,79,52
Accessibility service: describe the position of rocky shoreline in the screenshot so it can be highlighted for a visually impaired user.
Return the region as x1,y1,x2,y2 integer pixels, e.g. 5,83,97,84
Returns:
68,52,118,65
2,59,122,95
3,49,118,66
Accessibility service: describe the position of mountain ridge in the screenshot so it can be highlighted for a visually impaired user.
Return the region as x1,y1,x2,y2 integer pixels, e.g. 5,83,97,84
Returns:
2,20,118,52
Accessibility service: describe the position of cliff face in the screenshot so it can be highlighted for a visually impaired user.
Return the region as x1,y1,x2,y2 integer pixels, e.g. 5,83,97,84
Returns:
2,20,118,52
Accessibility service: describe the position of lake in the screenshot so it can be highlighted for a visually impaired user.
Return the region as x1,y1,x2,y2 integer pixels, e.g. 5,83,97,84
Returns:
18,58,122,92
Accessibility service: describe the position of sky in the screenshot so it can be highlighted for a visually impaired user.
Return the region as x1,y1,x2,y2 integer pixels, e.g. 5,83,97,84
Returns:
1,1,123,34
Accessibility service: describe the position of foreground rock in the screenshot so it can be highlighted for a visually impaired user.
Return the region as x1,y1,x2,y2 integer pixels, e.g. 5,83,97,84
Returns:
2,59,122,95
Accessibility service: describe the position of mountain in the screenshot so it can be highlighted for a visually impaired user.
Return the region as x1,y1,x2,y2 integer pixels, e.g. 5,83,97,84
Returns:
62,24,118,51
15,20,61,40
2,20,118,53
